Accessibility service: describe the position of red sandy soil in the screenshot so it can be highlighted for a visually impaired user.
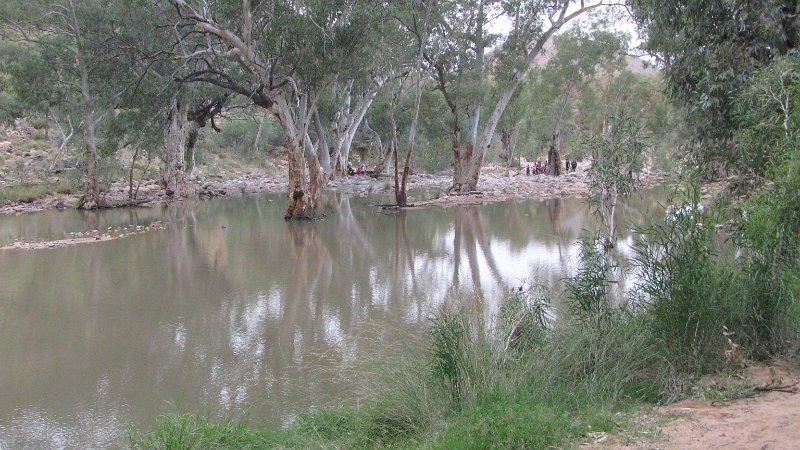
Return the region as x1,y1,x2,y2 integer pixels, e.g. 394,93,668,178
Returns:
602,363,800,450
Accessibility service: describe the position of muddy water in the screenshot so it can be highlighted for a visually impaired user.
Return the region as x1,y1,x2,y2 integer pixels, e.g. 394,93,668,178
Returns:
0,190,666,448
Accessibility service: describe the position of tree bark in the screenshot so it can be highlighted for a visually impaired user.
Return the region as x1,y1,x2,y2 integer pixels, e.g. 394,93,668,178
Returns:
390,99,403,206
547,131,562,176
161,96,198,198
365,120,390,174
129,147,138,200
185,122,199,180
500,128,513,166
329,78,381,175
449,122,464,193
396,2,429,207
374,143,392,175
273,94,327,219
253,114,265,157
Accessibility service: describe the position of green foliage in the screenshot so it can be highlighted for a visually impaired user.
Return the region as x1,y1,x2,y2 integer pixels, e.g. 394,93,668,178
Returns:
205,117,281,158
583,113,648,238
430,389,594,450
0,183,49,204
630,185,798,372
586,114,648,202
429,306,483,409
734,56,800,180
629,0,800,175
631,198,737,372
128,413,279,449
566,233,617,323
497,284,550,352
733,56,800,353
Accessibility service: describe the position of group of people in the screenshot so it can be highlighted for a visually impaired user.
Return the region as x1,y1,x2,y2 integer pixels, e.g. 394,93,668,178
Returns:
526,160,549,175
346,161,367,176
565,159,577,172
525,159,578,175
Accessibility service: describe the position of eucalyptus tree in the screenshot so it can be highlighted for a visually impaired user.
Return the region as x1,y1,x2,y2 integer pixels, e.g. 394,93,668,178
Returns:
324,72,385,175
542,25,627,173
165,0,385,219
0,40,43,125
92,0,236,199
628,0,800,176
0,0,126,207
584,112,647,243
425,0,618,193
392,0,435,207
358,2,422,177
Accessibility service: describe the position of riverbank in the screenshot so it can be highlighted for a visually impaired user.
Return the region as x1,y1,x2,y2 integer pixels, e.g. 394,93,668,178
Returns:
128,361,800,449
1,162,673,215
608,363,800,449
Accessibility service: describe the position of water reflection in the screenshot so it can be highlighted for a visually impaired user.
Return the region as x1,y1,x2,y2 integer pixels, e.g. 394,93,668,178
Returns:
0,189,666,448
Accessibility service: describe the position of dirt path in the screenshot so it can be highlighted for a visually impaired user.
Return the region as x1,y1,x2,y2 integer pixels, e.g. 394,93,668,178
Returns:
611,364,800,450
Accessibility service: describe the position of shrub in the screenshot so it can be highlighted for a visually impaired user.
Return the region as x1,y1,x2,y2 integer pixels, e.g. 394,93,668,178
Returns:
630,198,739,373
565,233,617,324
0,184,49,204
29,117,47,130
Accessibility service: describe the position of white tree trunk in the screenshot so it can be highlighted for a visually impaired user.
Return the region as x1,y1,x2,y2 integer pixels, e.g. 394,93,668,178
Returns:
271,93,328,219
69,0,100,208
253,114,265,155
451,2,601,192
331,82,380,173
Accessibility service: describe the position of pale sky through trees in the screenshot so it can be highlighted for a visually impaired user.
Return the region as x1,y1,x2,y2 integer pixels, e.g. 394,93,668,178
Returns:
488,4,642,51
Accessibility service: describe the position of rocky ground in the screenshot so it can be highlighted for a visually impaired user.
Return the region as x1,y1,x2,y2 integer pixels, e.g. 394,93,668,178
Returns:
0,160,674,215
3,119,710,216
0,221,168,250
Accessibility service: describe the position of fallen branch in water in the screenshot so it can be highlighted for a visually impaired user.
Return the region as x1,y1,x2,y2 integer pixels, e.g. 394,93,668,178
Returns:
376,204,416,209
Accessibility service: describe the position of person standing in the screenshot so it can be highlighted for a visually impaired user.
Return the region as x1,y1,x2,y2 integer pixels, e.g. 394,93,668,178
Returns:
571,160,577,172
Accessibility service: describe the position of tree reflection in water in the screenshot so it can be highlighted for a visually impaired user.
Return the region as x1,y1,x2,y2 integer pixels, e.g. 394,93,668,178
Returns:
0,189,668,447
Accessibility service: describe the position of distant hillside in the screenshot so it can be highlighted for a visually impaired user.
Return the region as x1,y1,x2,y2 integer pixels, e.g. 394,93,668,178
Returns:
531,37,659,76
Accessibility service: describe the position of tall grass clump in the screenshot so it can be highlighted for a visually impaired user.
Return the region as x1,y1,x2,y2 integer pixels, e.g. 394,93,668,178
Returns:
497,284,550,353
630,198,743,373
419,293,639,448
429,306,481,409
128,413,276,449
736,151,800,355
